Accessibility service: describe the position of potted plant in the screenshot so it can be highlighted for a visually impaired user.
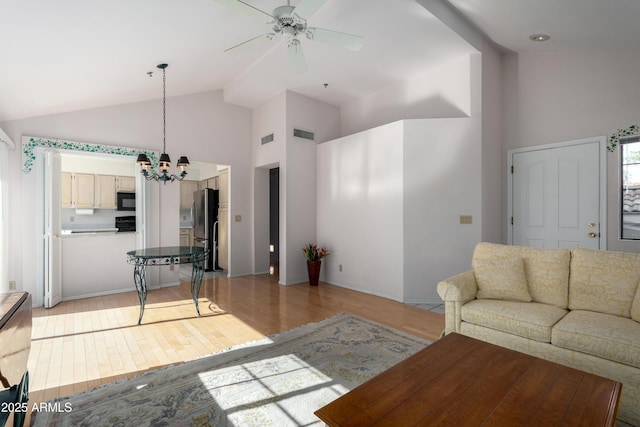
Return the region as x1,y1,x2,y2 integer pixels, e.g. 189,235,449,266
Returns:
302,244,330,286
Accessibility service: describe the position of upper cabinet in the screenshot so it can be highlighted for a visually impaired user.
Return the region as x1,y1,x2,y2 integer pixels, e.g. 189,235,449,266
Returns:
218,168,229,208
62,172,95,208
199,176,219,191
95,175,117,208
61,172,134,209
180,180,199,210
61,172,73,208
116,176,135,193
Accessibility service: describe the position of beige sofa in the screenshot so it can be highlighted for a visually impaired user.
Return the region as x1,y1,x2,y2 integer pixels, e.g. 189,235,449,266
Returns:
437,242,640,426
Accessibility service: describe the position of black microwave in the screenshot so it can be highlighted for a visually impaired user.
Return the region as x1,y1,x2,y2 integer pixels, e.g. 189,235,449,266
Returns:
117,192,136,211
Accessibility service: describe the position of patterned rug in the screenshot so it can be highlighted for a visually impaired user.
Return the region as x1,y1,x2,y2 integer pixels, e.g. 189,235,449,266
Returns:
33,312,431,426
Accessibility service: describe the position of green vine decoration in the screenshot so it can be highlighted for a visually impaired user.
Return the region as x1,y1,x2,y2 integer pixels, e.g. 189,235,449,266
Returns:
607,124,640,152
22,137,157,173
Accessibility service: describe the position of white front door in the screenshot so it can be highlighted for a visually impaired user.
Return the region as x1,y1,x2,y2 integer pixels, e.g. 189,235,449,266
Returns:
509,137,605,249
44,151,63,307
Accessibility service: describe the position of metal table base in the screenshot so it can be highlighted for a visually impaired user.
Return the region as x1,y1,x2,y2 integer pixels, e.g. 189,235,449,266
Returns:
127,246,208,325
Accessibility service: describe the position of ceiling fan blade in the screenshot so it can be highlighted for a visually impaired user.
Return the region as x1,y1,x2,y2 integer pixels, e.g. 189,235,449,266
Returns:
288,39,308,73
214,0,273,20
305,27,364,51
292,0,327,21
225,33,275,53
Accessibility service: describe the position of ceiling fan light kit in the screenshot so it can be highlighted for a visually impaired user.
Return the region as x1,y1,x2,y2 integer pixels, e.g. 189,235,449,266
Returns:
218,0,364,72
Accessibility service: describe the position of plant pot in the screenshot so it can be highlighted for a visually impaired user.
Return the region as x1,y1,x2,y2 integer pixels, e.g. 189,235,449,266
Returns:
307,260,321,286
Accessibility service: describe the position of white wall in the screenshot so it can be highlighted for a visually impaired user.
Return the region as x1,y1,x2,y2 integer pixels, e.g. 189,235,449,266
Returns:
0,142,9,293
317,121,405,301
502,52,640,252
1,90,252,304
480,43,505,244
284,91,340,284
403,118,480,302
340,56,473,137
317,118,481,303
251,91,340,285
252,93,286,278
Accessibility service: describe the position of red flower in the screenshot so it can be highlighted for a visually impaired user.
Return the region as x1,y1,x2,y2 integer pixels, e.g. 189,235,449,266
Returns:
302,244,330,261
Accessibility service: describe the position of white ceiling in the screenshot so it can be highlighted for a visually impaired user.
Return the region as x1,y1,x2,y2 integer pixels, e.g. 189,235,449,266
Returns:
1,0,639,122
446,0,640,54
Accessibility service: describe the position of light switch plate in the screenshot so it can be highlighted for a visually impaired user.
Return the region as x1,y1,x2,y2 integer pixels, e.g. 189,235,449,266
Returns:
460,215,472,224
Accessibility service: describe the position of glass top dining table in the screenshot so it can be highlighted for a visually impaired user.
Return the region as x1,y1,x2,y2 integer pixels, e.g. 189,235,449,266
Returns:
126,246,208,325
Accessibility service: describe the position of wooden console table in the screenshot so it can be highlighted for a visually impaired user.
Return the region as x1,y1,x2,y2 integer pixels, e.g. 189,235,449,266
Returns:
0,292,32,427
315,333,621,426
127,246,207,325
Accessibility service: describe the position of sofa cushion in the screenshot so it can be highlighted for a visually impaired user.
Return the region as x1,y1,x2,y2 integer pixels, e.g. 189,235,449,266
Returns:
472,257,532,302
569,248,640,318
473,242,570,308
552,310,640,369
461,299,567,343
633,288,640,323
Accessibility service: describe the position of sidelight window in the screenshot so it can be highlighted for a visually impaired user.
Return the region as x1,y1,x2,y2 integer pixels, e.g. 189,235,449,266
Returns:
621,136,640,239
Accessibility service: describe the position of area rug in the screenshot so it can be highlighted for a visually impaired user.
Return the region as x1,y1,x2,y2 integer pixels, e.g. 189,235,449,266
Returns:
32,312,431,426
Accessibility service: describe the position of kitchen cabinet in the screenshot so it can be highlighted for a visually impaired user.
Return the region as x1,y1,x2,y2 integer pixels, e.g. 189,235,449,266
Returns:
217,168,229,270
61,172,95,208
218,207,229,270
199,176,218,191
95,175,117,208
62,173,135,209
61,172,73,208
180,180,199,210
218,168,229,207
180,228,193,246
116,176,135,192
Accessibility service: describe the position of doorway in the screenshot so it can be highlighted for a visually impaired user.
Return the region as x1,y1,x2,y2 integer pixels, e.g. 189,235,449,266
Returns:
269,167,279,277
508,137,606,249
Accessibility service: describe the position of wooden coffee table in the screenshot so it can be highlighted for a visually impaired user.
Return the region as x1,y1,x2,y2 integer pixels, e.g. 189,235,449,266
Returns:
315,333,621,426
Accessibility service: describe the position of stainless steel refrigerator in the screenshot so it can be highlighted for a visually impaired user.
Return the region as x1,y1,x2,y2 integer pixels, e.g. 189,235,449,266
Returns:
193,188,220,271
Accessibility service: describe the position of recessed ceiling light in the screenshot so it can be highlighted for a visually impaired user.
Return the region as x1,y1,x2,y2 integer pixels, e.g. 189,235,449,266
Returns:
530,34,550,42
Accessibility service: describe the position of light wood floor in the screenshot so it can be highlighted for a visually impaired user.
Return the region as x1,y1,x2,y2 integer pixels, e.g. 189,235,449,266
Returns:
25,274,443,423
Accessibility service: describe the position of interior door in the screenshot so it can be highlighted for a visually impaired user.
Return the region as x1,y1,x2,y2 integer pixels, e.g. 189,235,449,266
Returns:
44,151,62,308
510,139,603,249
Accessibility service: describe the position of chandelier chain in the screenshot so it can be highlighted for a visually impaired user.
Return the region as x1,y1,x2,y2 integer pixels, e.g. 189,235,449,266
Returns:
136,62,189,183
162,66,167,154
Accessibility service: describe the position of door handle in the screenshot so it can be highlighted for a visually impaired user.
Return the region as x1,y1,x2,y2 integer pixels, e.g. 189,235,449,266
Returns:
588,232,597,238
588,222,597,228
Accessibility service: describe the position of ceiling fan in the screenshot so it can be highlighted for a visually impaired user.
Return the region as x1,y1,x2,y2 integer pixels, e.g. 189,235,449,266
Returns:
216,0,364,72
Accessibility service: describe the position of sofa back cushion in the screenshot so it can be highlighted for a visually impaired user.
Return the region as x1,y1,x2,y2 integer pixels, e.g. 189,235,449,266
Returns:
473,243,571,308
472,257,532,302
569,248,640,318
632,288,640,323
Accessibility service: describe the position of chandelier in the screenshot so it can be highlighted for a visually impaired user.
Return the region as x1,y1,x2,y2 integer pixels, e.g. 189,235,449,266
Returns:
136,63,189,182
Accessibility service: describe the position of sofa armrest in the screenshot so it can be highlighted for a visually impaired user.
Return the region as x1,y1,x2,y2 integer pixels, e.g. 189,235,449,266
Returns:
437,270,478,302
437,270,478,334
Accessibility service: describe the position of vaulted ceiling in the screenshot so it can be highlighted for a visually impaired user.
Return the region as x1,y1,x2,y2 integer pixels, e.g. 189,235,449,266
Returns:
1,0,638,122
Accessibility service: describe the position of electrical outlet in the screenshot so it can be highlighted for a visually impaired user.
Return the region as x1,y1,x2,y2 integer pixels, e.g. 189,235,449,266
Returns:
169,265,174,271
459,215,472,225
9,280,16,290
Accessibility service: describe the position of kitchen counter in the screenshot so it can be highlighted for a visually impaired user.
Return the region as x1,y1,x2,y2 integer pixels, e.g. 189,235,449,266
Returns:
62,232,137,299
62,228,120,235
61,224,124,236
